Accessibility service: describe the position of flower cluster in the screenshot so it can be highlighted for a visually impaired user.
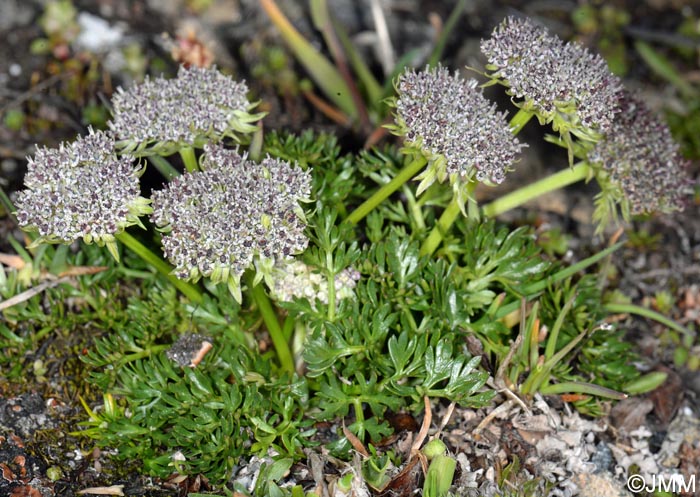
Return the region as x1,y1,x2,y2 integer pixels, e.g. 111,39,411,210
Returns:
390,65,525,207
481,17,622,138
14,130,150,260
268,260,361,307
151,144,311,302
109,65,262,156
588,91,692,215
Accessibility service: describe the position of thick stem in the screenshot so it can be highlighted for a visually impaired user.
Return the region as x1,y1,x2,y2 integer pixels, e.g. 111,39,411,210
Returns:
147,155,180,180
418,109,534,257
121,344,170,364
509,108,534,135
481,163,590,218
347,155,427,225
116,231,203,303
352,398,365,428
420,195,461,257
403,184,426,231
179,146,198,173
248,276,294,374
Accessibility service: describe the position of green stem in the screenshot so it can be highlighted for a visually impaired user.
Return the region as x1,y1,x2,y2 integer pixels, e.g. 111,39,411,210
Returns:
249,125,264,162
604,302,694,338
332,18,382,107
420,195,461,257
326,251,336,322
481,163,590,218
282,315,295,341
509,108,534,135
403,184,426,231
115,231,203,304
248,276,294,374
347,155,427,225
179,146,198,173
147,155,180,180
352,398,365,430
418,109,534,257
120,344,170,365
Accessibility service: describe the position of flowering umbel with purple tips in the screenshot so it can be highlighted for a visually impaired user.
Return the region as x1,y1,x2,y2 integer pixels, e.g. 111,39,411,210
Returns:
388,65,525,210
150,144,311,302
15,130,151,261
109,66,264,156
481,17,622,141
588,90,692,221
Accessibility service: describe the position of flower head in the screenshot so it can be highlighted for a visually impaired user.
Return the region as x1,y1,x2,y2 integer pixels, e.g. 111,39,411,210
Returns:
268,260,360,308
389,65,525,208
15,129,151,260
109,65,263,156
481,17,622,140
150,144,311,302
588,90,692,216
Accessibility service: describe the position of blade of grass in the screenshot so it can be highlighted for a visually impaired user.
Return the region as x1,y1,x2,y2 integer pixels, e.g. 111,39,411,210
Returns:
301,87,353,126
427,0,468,67
539,381,627,400
521,241,624,295
332,18,383,110
260,0,357,120
369,0,395,77
0,186,17,217
521,301,539,370
310,0,370,129
604,302,694,338
488,241,625,321
7,234,34,262
635,40,697,98
544,293,577,360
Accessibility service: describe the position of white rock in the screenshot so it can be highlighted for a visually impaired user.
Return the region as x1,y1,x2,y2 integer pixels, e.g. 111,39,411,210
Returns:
75,12,124,53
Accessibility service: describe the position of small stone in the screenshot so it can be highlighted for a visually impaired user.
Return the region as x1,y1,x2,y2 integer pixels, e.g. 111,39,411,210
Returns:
573,472,632,497
166,334,213,368
590,442,614,473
